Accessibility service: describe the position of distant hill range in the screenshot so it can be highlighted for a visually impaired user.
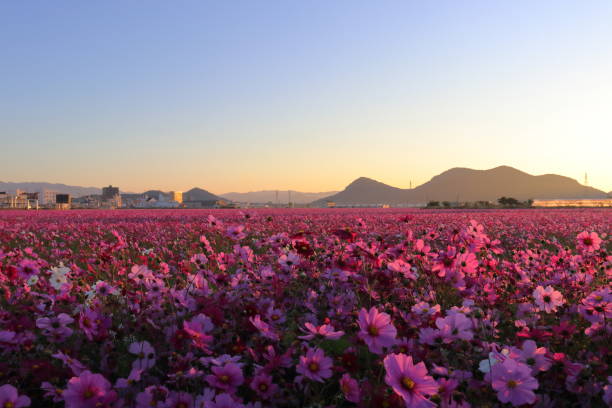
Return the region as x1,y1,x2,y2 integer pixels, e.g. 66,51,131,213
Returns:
312,166,608,206
221,190,338,204
0,182,102,197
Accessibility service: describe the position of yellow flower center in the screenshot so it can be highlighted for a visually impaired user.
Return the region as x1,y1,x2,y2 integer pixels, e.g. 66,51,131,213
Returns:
367,325,379,336
507,380,518,389
402,377,415,390
308,362,319,372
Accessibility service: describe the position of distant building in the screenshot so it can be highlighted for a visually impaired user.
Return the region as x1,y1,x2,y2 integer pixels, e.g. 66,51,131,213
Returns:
169,191,183,203
102,185,120,199
55,194,72,209
0,191,38,209
38,189,59,206
533,198,612,207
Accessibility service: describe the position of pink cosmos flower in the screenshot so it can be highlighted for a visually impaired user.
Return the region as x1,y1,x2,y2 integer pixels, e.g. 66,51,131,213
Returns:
411,302,440,317
190,253,209,268
205,362,244,392
435,313,474,343
0,384,31,408
265,305,286,325
490,358,538,406
78,308,110,341
432,246,457,277
387,259,417,280
94,280,117,296
298,322,345,340
576,231,602,252
278,252,300,270
52,351,87,375
17,259,39,280
249,315,280,341
340,373,360,403
63,370,117,408
515,340,551,373
296,348,333,382
358,307,397,354
456,252,478,276
128,264,154,284
183,314,215,351
129,341,156,370
533,285,564,313
36,313,74,342
226,225,246,240
383,353,438,408
250,372,278,399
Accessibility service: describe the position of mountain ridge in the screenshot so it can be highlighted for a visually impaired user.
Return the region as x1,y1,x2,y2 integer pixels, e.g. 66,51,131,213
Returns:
313,166,607,205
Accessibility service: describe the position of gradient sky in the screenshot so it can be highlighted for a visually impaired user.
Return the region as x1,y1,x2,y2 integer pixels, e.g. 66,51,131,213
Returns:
1,1,611,194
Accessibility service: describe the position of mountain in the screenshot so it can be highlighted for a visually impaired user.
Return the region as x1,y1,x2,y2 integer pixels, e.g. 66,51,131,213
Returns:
312,166,608,206
0,182,102,197
221,190,338,204
183,187,223,202
313,177,407,205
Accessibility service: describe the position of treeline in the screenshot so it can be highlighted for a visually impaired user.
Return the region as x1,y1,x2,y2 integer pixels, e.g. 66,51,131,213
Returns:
425,197,534,209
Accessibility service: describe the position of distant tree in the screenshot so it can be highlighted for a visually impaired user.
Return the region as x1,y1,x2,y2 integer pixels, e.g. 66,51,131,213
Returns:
498,197,520,207
426,201,440,207
506,197,520,206
526,199,534,207
442,201,451,208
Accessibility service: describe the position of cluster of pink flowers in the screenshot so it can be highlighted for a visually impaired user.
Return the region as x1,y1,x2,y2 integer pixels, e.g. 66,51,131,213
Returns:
0,208,609,406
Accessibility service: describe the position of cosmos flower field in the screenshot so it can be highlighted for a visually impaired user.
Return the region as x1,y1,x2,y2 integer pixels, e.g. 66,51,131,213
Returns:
0,208,610,408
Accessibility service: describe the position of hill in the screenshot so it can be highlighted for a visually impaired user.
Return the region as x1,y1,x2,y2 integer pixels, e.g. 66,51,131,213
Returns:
0,182,102,197
183,187,223,202
221,190,338,204
312,166,607,206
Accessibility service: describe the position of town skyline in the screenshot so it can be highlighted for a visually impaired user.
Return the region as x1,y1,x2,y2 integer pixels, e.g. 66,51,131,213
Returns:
2,164,610,196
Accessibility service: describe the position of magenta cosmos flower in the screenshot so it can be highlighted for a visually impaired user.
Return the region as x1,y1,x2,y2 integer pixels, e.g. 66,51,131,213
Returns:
296,347,333,382
490,358,538,406
533,285,564,313
358,307,397,354
298,322,344,340
205,362,244,392
0,384,31,408
128,340,156,370
250,372,278,399
576,231,602,252
63,370,117,408
340,373,360,403
36,312,74,342
383,353,438,408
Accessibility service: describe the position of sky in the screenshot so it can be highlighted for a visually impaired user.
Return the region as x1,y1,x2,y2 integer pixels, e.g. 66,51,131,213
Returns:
1,1,611,194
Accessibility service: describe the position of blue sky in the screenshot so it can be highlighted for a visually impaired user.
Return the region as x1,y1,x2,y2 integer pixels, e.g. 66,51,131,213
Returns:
1,1,611,193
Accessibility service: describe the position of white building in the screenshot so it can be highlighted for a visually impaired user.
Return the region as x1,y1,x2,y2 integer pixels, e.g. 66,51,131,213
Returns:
38,190,59,206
